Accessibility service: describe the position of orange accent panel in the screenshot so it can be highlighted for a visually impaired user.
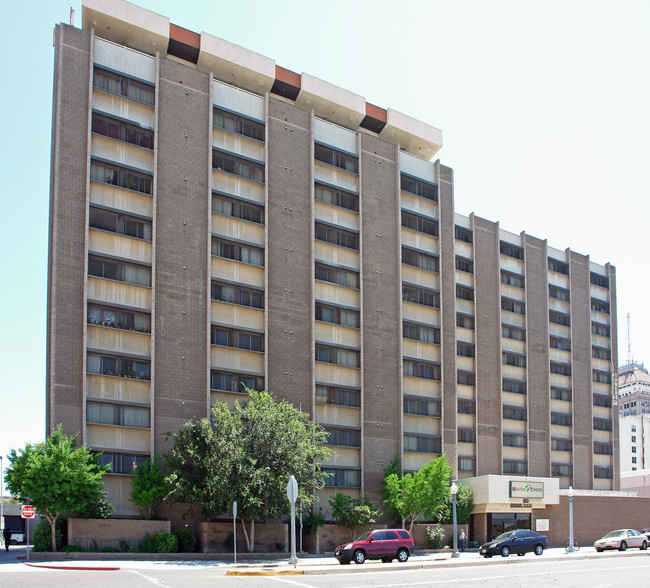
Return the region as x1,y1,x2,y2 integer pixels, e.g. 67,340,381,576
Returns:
366,103,387,122
170,23,200,49
275,66,301,89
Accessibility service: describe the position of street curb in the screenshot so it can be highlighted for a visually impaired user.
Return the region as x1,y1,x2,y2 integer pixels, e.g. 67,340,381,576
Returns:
24,563,120,571
226,570,304,576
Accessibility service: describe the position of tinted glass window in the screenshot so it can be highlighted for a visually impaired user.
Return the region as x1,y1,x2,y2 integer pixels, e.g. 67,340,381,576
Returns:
397,530,410,539
372,532,384,541
384,531,398,540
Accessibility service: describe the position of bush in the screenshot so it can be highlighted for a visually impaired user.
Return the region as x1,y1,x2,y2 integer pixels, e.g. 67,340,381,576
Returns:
173,529,196,553
426,525,446,549
469,541,479,549
153,532,178,553
33,519,65,552
119,539,131,553
101,546,120,552
275,541,286,552
61,544,85,553
132,532,156,553
223,532,234,552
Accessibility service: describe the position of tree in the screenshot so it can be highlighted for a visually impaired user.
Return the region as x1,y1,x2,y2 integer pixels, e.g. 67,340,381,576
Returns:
5,425,110,551
433,483,474,525
165,388,332,551
329,493,381,540
131,456,172,519
379,454,402,523
382,455,453,532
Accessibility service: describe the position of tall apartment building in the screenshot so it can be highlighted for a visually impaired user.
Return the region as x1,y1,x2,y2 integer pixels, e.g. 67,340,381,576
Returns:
618,363,650,416
47,0,619,516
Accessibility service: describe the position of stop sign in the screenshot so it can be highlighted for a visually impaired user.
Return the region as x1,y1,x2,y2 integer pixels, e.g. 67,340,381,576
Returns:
21,505,35,519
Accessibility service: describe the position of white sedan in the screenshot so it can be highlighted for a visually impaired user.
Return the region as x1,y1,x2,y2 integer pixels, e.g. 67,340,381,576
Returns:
594,529,648,552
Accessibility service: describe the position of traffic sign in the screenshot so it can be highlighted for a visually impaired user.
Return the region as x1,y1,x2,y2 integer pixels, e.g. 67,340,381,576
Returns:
21,505,35,519
287,476,298,504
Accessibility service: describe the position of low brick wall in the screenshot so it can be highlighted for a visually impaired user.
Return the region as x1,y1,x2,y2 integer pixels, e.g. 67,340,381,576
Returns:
67,518,170,551
198,521,288,553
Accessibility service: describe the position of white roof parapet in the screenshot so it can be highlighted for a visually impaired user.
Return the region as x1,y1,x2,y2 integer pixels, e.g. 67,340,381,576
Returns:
82,0,169,56
199,32,276,95
296,73,366,129
381,108,443,160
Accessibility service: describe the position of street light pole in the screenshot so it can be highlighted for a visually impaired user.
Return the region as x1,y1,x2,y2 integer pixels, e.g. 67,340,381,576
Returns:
567,486,575,553
1,456,4,551
451,482,459,558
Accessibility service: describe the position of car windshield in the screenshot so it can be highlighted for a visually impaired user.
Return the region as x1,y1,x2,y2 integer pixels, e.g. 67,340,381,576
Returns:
494,531,516,541
354,532,372,542
603,530,625,538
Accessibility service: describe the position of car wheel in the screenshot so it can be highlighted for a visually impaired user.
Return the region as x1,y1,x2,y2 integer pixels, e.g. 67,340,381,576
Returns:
641,540,648,551
534,544,544,556
501,546,510,558
619,541,627,552
354,550,366,564
596,548,603,553
397,548,409,563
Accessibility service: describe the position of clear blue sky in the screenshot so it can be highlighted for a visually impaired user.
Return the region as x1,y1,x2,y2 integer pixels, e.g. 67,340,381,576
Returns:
2,0,649,490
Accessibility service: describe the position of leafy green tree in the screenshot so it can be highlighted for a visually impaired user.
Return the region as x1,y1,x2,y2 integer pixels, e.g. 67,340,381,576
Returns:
379,454,402,522
130,456,172,519
165,388,332,551
329,492,381,540
5,425,110,551
433,483,474,524
74,489,115,519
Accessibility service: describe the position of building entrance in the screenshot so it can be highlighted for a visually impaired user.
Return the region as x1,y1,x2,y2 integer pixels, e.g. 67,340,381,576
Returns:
488,513,531,540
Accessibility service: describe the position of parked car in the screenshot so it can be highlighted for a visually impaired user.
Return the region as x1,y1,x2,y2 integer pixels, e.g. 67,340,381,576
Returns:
594,529,648,552
479,529,548,558
335,529,414,564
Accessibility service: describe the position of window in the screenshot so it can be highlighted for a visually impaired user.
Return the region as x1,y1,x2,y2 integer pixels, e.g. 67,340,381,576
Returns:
402,247,439,272
501,271,525,289
551,438,572,452
457,313,475,330
87,401,150,428
402,284,440,308
592,322,610,337
551,412,572,426
456,285,475,301
404,359,441,380
549,310,570,326
316,344,360,368
404,435,441,454
550,336,571,351
403,396,441,417
591,298,610,314
455,256,474,273
458,399,476,414
212,150,264,183
457,341,475,357
457,371,476,386
593,370,611,384
315,183,358,212
210,370,264,393
590,272,609,289
93,68,154,105
594,442,613,455
315,262,359,289
503,460,528,475
455,226,473,243
632,435,637,442
213,108,264,141
500,241,524,260
316,223,359,250
403,322,440,344
458,457,476,472
324,427,361,447
458,429,476,443
92,113,154,149
502,324,526,341
550,362,571,376
97,452,150,474
503,379,527,394
90,161,152,194
551,463,572,477
503,433,527,448
316,302,360,328
324,468,360,487
632,446,637,453
87,352,150,380
401,210,438,236
503,352,526,368
211,238,264,266
501,297,525,315
88,255,151,287
594,466,613,479
633,457,637,464
90,207,152,241
551,387,572,401
211,326,264,352
212,194,264,224
87,304,151,333
314,144,358,173
548,258,569,275
211,281,264,309
400,174,438,201
549,285,570,302
316,386,360,407
593,417,612,431
503,405,527,421
592,346,611,360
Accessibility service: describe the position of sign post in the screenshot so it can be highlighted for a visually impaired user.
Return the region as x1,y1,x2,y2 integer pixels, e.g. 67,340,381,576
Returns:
232,501,237,565
21,505,35,561
286,475,298,565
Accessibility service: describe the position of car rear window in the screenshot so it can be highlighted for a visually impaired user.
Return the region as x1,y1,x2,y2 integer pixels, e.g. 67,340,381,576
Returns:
397,530,411,539
384,531,398,540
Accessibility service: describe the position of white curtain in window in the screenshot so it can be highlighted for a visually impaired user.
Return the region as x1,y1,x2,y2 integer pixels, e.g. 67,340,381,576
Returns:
122,406,150,428
87,353,101,374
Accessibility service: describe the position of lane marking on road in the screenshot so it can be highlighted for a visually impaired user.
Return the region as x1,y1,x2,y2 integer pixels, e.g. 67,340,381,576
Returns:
340,562,650,588
127,569,169,586
266,575,319,587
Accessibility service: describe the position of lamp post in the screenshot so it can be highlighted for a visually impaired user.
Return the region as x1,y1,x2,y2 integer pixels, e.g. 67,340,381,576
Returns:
567,486,575,553
451,482,459,558
1,456,4,551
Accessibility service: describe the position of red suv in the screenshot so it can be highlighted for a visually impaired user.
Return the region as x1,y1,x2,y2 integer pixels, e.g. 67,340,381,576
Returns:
335,529,414,564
